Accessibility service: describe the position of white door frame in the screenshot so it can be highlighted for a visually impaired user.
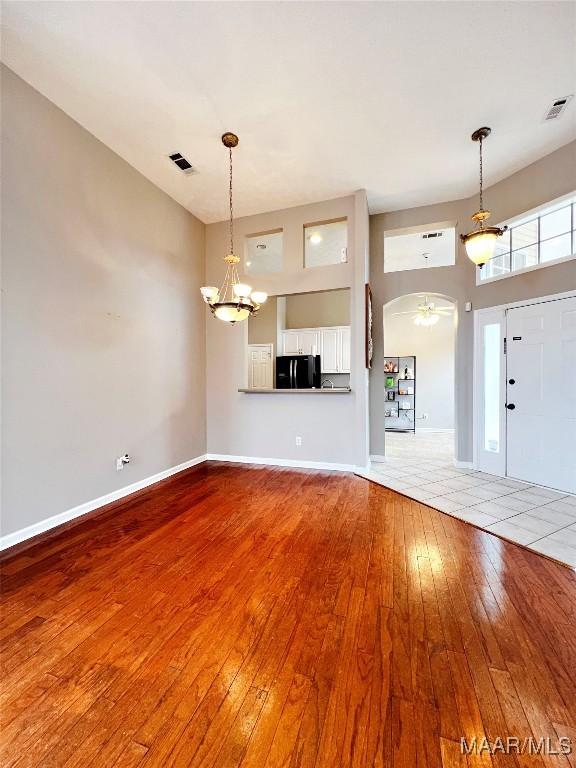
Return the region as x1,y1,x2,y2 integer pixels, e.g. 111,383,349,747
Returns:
248,343,274,389
473,289,576,475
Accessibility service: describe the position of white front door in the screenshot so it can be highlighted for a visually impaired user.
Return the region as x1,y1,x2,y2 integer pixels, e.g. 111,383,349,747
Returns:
506,296,576,493
248,344,274,389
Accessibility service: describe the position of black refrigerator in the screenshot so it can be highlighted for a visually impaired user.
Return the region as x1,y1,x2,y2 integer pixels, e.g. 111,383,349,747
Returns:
276,355,321,389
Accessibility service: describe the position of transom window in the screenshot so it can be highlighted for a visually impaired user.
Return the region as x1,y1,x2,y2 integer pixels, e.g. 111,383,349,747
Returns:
479,196,575,282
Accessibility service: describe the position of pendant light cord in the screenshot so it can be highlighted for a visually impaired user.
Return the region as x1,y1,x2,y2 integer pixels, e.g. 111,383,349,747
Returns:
478,136,484,214
229,146,234,255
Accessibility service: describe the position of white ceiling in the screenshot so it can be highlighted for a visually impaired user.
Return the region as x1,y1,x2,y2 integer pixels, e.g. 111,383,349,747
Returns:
2,2,575,223
384,226,456,273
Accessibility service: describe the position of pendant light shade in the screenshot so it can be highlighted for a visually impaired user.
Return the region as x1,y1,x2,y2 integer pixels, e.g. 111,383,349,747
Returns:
200,133,266,324
213,303,252,323
461,226,503,266
460,127,507,268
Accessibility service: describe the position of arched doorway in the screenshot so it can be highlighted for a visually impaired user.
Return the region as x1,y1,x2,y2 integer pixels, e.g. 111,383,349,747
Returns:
382,293,457,461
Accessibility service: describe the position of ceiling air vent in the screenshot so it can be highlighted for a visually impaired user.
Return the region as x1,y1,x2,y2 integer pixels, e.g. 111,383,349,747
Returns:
422,232,443,239
544,95,573,121
168,152,196,174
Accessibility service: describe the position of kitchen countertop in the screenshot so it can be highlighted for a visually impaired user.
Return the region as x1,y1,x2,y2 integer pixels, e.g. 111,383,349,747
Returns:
238,387,352,394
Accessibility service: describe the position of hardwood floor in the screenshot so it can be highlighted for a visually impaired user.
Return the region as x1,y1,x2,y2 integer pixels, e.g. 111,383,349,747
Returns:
1,462,575,767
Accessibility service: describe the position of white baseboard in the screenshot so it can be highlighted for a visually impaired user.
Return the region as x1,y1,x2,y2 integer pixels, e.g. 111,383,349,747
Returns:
0,454,208,552
370,454,388,463
453,460,474,469
415,428,455,433
206,453,355,472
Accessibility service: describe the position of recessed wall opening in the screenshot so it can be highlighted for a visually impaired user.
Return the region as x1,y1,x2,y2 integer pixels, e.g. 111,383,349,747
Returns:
384,223,456,273
246,288,351,390
304,218,348,268
383,293,456,461
245,229,283,274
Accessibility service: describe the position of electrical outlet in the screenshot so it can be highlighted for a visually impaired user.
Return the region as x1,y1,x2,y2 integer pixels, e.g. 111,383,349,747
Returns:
116,454,130,471
295,436,302,447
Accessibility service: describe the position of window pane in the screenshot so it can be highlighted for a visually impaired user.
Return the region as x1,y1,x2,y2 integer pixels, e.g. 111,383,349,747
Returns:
482,253,510,280
245,230,283,274
494,228,511,257
304,220,347,268
511,244,538,271
540,233,572,263
511,219,538,251
483,324,500,453
540,205,571,240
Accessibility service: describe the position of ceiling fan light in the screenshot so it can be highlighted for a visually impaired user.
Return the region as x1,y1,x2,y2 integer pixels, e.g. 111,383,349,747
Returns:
414,313,439,327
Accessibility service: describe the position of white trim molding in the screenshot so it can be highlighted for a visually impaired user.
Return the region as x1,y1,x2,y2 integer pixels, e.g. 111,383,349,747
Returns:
0,455,208,552
207,453,355,473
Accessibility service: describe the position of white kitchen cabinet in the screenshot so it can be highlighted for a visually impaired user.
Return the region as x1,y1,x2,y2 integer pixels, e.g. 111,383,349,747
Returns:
320,328,339,373
281,326,350,373
281,329,319,356
339,327,351,373
282,331,301,355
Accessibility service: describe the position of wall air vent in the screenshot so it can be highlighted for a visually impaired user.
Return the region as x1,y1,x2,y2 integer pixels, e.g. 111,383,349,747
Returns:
422,232,443,239
544,95,573,121
168,152,197,174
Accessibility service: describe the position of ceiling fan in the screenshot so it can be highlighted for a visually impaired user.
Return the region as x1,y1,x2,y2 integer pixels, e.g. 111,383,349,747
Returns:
391,295,454,326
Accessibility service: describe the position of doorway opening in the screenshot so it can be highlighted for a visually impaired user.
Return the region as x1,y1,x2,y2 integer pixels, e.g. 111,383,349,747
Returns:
383,293,457,462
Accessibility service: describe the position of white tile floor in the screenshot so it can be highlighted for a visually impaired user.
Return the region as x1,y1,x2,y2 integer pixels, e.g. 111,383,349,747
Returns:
359,432,576,568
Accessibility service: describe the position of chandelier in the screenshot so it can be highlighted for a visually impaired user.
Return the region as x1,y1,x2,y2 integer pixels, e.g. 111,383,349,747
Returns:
200,133,267,323
460,127,508,267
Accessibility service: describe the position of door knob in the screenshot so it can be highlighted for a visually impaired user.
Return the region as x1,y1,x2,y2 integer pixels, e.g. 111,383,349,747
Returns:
508,378,515,385
506,403,516,410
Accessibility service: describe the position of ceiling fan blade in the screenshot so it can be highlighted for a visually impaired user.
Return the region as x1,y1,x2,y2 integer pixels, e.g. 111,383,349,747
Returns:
435,306,454,312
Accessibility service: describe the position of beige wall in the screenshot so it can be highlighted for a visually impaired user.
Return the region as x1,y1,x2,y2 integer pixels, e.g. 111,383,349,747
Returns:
247,296,278,346
370,140,576,460
205,193,369,468
1,66,207,538
285,288,350,329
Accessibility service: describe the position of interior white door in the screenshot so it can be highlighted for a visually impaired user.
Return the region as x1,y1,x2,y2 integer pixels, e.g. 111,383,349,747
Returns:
506,296,576,493
248,344,273,389
339,327,351,373
320,329,339,372
474,308,507,476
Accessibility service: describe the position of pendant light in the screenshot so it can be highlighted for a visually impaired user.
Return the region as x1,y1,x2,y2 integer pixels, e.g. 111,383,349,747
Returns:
200,133,267,323
460,127,508,267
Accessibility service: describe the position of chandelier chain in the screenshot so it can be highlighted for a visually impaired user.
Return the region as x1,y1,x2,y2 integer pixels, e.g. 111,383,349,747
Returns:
478,135,484,214
229,146,234,255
